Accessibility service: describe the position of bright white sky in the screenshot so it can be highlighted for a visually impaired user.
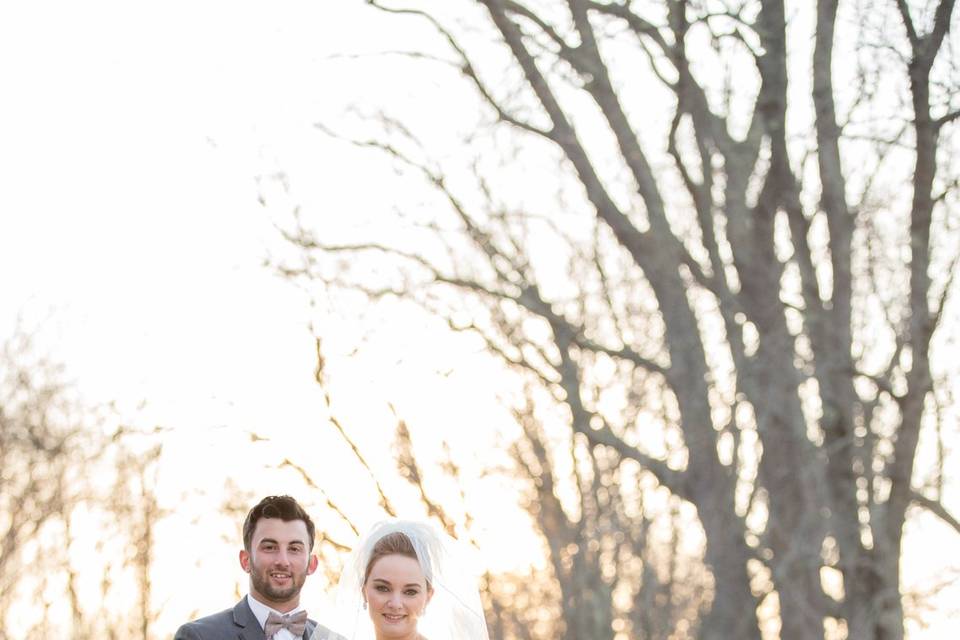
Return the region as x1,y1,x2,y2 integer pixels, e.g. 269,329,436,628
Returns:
2,1,318,411
0,0,446,428
1,1,958,638
0,0,527,633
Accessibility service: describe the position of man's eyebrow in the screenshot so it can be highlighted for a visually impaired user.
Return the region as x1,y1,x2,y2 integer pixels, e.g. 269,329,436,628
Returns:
258,537,306,545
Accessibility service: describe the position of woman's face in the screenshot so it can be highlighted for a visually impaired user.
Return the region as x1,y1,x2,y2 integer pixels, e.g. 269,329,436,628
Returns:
364,553,432,639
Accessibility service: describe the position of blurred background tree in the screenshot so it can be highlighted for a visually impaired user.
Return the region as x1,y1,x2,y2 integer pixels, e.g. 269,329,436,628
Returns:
4,2,960,639
268,1,960,639
267,339,708,640
0,327,166,639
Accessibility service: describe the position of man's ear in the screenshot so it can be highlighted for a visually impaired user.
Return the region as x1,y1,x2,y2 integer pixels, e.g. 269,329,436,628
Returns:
239,549,251,573
307,553,319,575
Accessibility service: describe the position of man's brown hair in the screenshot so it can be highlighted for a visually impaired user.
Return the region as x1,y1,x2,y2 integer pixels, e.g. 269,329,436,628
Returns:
242,495,316,551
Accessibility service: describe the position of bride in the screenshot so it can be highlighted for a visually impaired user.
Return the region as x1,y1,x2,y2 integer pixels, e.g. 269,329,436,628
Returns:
311,519,489,640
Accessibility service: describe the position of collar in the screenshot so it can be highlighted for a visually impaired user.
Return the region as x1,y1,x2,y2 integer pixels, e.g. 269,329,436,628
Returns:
246,594,306,632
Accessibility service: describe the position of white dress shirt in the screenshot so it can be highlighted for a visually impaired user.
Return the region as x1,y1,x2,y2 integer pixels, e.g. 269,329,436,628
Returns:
247,594,307,640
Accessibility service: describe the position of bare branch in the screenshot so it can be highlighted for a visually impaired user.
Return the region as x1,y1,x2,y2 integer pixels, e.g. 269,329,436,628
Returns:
911,491,960,535
392,411,459,538
367,0,552,136
893,0,920,47
935,108,960,130
928,0,958,62
929,236,960,332
279,458,360,536
313,337,398,518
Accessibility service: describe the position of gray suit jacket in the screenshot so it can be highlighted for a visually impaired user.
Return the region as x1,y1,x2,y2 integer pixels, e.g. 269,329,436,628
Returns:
174,598,344,640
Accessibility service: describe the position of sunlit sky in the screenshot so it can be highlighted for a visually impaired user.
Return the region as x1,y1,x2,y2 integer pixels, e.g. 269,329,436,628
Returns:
2,1,958,638
0,0,530,632
0,0,462,429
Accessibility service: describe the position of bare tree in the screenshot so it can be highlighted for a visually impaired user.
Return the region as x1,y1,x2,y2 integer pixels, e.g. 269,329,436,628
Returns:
272,1,960,639
0,329,169,640
106,440,167,640
267,338,701,640
0,329,102,638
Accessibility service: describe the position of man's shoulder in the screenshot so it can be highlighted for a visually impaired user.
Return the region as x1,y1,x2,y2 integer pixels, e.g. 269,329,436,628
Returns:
173,604,242,639
308,623,348,640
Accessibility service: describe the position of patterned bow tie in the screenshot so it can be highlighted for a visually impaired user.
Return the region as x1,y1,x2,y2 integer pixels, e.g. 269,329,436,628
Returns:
264,610,308,639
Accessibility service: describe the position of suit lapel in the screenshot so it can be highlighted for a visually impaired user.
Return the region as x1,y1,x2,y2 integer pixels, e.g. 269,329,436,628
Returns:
302,619,316,640
233,598,266,640
233,598,320,640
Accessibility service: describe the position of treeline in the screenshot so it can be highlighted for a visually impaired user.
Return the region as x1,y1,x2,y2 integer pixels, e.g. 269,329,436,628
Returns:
0,329,164,639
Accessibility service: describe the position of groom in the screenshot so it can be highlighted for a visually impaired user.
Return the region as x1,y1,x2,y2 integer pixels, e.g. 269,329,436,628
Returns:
174,495,341,640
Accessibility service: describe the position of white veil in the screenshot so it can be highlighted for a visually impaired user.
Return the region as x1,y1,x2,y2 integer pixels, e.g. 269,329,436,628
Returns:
311,519,489,640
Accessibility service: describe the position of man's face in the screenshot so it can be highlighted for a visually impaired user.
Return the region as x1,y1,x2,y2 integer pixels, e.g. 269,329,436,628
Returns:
239,517,318,611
